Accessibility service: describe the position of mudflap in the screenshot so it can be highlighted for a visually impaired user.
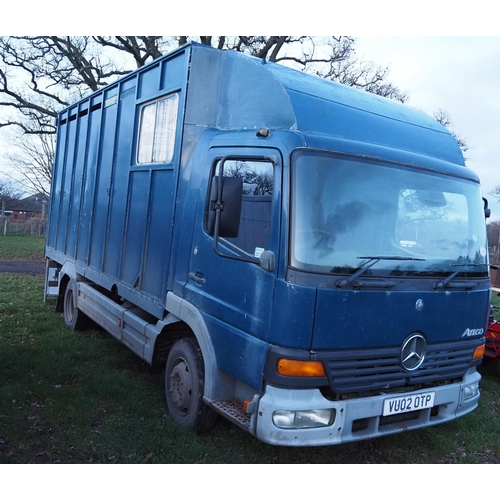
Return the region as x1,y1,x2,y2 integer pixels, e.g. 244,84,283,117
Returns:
44,259,60,302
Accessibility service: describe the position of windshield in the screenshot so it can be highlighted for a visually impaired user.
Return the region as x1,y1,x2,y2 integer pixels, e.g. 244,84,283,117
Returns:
290,151,488,278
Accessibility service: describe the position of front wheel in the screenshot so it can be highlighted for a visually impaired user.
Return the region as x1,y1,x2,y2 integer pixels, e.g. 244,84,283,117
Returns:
165,338,217,433
63,280,89,331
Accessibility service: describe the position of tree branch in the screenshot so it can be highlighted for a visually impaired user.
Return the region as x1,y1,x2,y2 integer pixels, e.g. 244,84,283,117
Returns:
0,35,413,193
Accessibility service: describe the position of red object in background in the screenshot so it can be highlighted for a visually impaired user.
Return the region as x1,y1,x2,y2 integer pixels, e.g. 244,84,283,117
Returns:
487,265,500,359
485,319,500,359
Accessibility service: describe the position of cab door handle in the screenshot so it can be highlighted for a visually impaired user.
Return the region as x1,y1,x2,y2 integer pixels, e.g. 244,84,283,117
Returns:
189,272,206,285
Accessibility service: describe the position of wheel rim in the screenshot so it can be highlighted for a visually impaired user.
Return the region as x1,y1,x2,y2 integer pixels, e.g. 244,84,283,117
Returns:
168,359,192,416
65,287,75,322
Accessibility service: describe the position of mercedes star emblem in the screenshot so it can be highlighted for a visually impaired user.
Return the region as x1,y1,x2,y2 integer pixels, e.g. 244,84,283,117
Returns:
401,333,427,371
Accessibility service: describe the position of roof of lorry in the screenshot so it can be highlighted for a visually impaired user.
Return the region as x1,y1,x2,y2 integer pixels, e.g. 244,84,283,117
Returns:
186,43,467,173
57,42,469,177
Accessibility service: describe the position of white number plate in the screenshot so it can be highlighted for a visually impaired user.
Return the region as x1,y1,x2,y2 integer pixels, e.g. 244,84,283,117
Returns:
383,392,435,416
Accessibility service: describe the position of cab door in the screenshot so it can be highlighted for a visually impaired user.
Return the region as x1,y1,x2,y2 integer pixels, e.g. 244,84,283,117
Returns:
184,147,281,390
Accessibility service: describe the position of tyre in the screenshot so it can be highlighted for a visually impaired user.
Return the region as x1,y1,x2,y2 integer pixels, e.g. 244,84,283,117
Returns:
63,280,89,331
165,338,217,433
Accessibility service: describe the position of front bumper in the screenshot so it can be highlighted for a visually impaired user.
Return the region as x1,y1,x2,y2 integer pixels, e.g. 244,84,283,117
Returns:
254,368,481,447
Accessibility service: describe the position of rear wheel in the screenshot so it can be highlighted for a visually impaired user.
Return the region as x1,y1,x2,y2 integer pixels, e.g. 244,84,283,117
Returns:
63,280,89,331
165,338,217,433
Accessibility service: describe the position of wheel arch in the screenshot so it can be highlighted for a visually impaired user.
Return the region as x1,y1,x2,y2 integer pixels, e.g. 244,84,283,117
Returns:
161,292,232,402
55,261,78,313
150,320,195,368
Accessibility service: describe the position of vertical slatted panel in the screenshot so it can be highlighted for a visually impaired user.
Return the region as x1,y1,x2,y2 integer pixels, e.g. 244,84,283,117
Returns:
76,97,103,264
89,88,119,271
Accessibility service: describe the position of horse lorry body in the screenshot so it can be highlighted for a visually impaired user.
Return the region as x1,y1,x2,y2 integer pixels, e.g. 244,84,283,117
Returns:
45,43,489,446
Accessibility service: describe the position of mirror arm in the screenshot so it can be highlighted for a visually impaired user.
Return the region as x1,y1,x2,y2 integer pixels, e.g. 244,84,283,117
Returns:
212,208,261,264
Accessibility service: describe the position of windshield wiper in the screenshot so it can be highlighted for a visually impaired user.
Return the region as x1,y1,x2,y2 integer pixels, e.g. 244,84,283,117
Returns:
335,256,425,289
434,263,486,290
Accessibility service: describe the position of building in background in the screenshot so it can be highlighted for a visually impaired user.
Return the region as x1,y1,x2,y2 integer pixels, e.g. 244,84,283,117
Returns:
2,193,49,221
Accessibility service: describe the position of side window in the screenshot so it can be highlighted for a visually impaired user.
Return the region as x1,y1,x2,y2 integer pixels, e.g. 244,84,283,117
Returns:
220,160,274,258
137,93,178,164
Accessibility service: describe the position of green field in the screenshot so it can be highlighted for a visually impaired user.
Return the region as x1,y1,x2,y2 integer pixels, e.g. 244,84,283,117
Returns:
0,235,45,261
0,271,499,463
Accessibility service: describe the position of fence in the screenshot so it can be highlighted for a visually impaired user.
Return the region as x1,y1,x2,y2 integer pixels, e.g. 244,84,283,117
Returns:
0,216,47,237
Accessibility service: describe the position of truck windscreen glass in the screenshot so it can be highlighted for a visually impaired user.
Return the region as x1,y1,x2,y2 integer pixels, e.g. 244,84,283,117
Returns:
290,151,488,278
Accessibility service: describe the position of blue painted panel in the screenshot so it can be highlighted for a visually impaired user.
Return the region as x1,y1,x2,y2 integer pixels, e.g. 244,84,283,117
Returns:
287,89,464,166
104,84,137,279
142,169,175,299
56,115,77,252
203,312,268,391
66,109,89,258
138,63,160,99
270,278,316,349
160,51,187,92
186,245,276,342
183,146,283,389
89,94,118,271
47,120,67,249
121,171,151,286
216,52,296,131
169,127,214,295
76,104,102,264
313,288,490,350
264,59,466,164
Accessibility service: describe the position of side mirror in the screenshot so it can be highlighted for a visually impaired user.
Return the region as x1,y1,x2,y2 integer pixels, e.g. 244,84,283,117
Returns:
483,197,491,219
207,176,243,238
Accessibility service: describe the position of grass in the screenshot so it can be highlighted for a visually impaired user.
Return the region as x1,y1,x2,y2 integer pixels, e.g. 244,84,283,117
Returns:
1,273,500,463
0,234,45,261
0,236,498,462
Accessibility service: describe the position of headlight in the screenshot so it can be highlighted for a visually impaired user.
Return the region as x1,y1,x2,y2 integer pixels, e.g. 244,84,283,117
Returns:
272,409,335,429
463,382,479,400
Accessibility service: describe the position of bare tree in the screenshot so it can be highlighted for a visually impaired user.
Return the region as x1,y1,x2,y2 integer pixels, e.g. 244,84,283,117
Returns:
487,220,500,264
0,36,410,193
0,179,21,217
0,180,21,203
0,36,141,135
92,36,169,68
490,186,500,199
3,130,54,196
433,109,469,157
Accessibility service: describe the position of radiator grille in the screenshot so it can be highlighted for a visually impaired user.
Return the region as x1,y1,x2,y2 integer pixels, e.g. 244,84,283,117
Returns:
322,339,481,394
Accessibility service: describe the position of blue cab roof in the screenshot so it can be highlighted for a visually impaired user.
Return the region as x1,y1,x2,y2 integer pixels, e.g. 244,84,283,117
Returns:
186,43,468,175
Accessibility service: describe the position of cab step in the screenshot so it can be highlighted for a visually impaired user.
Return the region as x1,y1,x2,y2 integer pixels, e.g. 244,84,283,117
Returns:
211,400,251,431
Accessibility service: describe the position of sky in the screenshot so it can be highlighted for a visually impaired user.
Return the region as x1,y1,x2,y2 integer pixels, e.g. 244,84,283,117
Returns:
1,34,498,218
354,36,500,218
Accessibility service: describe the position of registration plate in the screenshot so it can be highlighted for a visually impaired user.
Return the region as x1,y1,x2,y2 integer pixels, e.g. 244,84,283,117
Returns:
383,392,435,416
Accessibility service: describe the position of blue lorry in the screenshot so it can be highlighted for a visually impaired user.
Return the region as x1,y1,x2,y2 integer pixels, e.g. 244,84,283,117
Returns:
45,42,490,446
